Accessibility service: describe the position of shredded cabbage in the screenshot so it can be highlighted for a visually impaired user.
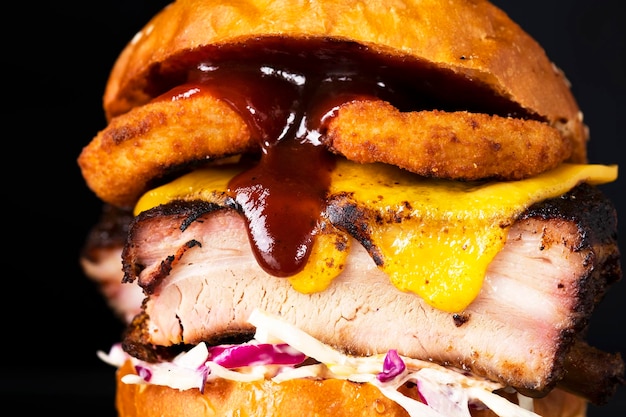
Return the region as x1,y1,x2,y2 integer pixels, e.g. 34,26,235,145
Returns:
98,308,541,417
377,349,406,382
208,343,306,368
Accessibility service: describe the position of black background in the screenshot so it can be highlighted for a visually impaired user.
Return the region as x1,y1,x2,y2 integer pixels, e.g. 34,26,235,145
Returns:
3,1,624,415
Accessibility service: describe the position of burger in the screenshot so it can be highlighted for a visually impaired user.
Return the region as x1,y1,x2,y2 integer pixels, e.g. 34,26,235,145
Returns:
77,0,624,416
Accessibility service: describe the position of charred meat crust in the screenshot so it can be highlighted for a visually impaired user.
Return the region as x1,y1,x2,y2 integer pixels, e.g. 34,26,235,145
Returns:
520,182,622,289
81,204,133,262
561,341,625,405
122,310,256,364
122,310,188,363
518,183,623,404
122,198,239,292
119,184,622,403
324,192,385,266
523,184,623,398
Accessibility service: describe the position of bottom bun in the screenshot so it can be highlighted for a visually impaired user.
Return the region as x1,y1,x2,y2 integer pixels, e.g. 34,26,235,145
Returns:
115,360,587,417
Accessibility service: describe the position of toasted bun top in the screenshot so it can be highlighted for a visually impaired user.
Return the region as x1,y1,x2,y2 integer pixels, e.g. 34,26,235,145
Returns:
115,360,587,417
103,0,587,162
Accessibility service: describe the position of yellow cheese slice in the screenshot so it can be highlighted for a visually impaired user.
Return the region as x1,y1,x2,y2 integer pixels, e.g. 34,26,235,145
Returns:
134,160,618,312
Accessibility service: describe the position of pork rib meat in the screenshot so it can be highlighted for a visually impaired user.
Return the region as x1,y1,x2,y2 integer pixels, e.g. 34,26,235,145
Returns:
120,184,623,404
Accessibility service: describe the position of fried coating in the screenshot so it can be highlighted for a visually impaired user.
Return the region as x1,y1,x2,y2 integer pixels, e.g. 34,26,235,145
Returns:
78,93,257,209
79,92,570,208
324,100,572,181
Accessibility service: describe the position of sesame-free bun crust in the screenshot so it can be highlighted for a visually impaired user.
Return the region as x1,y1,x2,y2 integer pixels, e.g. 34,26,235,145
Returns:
104,0,587,163
115,360,587,417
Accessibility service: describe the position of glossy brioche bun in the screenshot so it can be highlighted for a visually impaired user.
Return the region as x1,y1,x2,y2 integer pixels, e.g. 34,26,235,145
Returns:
103,0,587,164
115,360,587,417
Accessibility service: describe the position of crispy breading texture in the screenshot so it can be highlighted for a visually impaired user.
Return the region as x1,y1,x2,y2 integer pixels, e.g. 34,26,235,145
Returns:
79,95,571,208
79,94,256,208
325,100,572,181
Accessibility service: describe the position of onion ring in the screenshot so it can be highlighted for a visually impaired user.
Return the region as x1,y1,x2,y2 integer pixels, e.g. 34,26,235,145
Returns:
79,94,570,208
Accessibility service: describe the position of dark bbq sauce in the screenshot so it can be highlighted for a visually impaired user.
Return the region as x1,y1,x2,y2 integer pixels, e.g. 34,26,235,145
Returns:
154,39,531,278
174,60,407,277
183,61,407,277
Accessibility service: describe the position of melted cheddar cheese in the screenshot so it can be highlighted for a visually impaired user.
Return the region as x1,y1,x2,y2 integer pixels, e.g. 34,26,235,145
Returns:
134,160,617,312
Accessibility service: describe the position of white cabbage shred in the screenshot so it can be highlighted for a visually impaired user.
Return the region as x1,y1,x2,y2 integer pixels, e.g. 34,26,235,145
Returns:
98,308,540,417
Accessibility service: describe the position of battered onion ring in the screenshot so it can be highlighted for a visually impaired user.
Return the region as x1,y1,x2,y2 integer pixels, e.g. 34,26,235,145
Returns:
79,94,257,209
78,94,571,208
324,100,571,181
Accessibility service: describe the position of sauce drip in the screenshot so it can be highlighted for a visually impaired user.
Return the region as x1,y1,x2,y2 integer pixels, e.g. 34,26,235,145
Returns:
181,58,414,277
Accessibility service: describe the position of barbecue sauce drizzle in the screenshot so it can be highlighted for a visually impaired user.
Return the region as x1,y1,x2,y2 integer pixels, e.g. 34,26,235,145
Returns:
176,59,414,277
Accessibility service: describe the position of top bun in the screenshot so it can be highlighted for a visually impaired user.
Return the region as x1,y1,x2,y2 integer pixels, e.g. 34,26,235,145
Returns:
103,0,587,163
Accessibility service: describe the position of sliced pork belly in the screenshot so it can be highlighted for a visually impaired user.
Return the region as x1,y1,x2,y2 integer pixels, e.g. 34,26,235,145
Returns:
121,184,622,404
81,204,143,323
